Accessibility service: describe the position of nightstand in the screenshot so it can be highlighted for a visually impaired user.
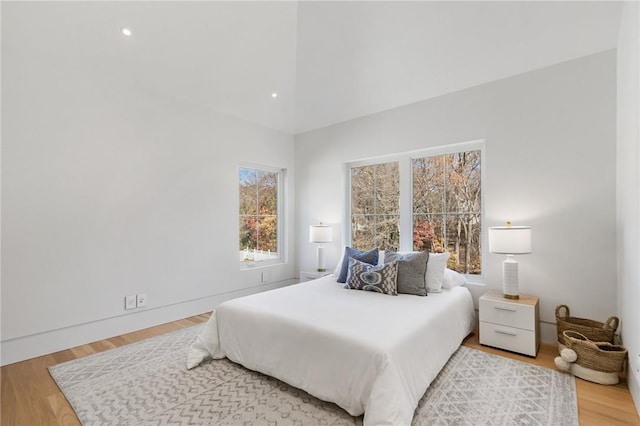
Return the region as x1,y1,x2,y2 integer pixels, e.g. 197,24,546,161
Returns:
299,270,333,282
479,291,540,357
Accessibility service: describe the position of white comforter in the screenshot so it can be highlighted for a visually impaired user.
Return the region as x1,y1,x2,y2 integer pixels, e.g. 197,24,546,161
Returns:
187,275,475,426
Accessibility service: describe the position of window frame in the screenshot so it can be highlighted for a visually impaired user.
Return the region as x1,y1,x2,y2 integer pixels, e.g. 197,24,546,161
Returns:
239,163,286,270
346,140,485,281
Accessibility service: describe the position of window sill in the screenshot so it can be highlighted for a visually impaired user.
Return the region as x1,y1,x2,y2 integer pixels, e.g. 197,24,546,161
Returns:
463,280,486,287
462,275,486,287
239,260,284,270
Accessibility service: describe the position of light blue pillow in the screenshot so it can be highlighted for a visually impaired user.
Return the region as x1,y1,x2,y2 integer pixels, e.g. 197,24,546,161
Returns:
337,247,379,283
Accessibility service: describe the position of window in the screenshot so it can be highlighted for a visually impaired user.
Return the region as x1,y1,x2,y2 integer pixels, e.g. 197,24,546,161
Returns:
351,162,400,251
412,151,481,274
348,142,483,276
239,166,282,265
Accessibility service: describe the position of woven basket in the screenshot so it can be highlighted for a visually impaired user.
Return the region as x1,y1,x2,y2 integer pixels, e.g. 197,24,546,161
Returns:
556,305,618,346
563,330,627,373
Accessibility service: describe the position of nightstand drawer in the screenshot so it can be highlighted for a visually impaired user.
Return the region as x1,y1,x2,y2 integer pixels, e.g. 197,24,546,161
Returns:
479,322,537,357
479,297,536,331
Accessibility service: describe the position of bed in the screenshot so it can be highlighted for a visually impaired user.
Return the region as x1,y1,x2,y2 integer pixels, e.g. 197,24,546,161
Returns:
187,274,475,426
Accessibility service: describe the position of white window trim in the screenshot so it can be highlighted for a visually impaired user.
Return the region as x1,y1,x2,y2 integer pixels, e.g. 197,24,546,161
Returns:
239,163,286,270
346,140,485,282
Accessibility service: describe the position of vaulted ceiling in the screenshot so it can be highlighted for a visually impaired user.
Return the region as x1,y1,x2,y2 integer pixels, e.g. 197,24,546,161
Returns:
2,1,623,134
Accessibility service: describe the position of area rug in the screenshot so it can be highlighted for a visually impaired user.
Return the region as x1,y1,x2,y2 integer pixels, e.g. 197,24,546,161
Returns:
49,324,578,425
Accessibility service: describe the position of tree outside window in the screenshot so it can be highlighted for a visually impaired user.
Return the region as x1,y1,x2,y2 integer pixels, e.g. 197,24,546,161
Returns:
348,146,482,276
239,167,279,263
413,151,481,274
351,162,400,251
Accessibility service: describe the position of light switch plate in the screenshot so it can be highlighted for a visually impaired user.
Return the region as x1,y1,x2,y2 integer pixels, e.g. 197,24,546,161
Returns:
125,295,136,310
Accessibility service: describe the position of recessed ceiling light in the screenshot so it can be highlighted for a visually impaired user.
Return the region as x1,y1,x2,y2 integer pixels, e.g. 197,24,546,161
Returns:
271,92,278,98
121,27,132,37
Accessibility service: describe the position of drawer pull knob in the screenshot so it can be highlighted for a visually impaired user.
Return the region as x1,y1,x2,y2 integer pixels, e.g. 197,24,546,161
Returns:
495,329,517,337
494,306,517,312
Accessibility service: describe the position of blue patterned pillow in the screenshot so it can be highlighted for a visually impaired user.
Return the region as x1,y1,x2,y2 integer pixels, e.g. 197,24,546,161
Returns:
336,247,379,283
345,258,398,296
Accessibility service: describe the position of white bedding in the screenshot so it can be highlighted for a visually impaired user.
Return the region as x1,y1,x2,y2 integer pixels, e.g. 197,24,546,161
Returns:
187,275,475,426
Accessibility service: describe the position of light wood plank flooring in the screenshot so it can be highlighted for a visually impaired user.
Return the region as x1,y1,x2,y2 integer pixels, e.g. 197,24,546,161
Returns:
2,313,639,425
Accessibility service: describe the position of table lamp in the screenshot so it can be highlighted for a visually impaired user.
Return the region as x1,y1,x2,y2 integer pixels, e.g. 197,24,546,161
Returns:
488,222,532,299
309,223,333,272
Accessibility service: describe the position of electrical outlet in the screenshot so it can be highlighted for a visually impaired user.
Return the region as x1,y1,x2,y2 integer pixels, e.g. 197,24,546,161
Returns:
125,295,136,310
136,293,147,308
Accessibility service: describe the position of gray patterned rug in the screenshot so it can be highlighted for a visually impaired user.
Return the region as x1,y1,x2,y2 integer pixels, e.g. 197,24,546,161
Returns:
49,324,578,425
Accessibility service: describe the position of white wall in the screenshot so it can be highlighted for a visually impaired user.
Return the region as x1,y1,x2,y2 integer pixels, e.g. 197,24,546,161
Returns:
1,14,296,365
616,1,640,413
295,51,617,344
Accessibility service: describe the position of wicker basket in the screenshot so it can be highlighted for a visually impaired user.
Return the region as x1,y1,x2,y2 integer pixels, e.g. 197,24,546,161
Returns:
563,330,627,373
555,305,618,346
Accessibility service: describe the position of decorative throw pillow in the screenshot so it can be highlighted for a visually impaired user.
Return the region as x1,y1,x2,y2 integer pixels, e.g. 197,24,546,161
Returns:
384,251,429,296
345,258,398,295
442,268,467,289
337,247,379,283
426,252,450,293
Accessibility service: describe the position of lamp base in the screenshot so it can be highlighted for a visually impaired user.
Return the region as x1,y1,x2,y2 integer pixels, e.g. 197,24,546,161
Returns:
502,255,520,300
316,246,326,272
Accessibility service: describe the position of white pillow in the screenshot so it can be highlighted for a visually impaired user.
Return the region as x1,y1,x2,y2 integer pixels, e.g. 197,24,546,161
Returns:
426,252,450,293
443,268,466,289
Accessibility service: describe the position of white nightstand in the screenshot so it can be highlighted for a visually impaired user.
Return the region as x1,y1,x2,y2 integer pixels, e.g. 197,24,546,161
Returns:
479,291,540,357
299,270,333,282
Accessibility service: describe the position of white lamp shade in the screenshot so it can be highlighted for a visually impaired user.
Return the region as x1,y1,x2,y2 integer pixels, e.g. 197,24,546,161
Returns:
309,225,333,243
488,226,532,254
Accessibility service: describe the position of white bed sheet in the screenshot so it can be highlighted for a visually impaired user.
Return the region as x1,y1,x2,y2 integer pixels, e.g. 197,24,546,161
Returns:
187,275,475,426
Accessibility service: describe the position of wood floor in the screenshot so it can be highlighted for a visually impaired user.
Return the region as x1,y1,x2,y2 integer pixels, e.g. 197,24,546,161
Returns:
2,313,639,426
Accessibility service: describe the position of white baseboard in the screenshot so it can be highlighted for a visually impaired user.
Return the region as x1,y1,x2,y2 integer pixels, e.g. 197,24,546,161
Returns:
630,368,640,417
0,279,296,366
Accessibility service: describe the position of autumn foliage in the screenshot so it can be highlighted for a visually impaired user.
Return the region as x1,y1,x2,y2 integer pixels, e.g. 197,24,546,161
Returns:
239,168,278,258
351,150,481,275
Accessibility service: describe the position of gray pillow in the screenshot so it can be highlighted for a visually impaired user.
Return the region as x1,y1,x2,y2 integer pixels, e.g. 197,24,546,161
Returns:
384,251,429,296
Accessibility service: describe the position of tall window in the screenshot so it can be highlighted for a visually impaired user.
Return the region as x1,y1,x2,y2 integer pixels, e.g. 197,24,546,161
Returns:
412,150,481,274
348,142,483,276
239,166,281,264
351,162,400,251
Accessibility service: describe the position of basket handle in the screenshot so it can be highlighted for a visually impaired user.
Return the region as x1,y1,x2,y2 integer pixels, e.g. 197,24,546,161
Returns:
604,316,619,331
563,330,601,350
555,304,570,319
564,330,589,341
